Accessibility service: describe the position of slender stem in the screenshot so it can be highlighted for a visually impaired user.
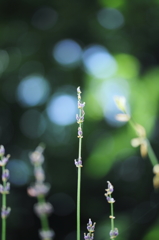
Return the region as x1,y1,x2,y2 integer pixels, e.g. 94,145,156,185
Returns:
37,195,49,231
110,195,114,231
2,165,6,240
77,109,82,240
147,140,158,166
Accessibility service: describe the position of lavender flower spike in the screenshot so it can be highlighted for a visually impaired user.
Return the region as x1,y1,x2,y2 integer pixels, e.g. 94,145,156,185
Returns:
87,219,96,233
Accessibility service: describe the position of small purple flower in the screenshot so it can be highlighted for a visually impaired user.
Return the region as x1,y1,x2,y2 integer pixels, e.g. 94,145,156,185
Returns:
87,219,96,233
34,202,53,217
2,169,9,182
78,127,83,138
1,207,11,218
29,150,44,166
110,228,119,239
105,181,114,196
78,101,85,109
39,229,55,240
0,145,5,156
74,159,83,167
106,196,115,203
0,155,10,167
27,183,50,197
0,182,10,194
84,233,94,240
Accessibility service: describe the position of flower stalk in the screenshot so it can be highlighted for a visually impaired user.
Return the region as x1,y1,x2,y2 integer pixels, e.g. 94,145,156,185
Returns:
105,181,118,239
0,146,11,240
114,96,159,188
27,145,54,240
74,87,85,240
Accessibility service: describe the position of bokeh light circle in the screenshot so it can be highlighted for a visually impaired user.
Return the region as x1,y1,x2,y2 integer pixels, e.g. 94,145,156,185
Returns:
17,75,50,107
82,45,117,79
46,94,76,126
53,39,82,66
97,8,124,29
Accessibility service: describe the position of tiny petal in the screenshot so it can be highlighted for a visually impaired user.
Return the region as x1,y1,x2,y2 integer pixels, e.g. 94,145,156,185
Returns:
74,159,83,167
1,207,11,218
140,141,148,158
106,196,115,203
115,114,130,122
153,164,159,175
107,181,114,194
27,183,50,197
84,233,94,240
34,202,53,216
77,86,81,94
110,228,119,239
2,169,9,182
153,175,159,189
131,138,141,147
87,219,96,233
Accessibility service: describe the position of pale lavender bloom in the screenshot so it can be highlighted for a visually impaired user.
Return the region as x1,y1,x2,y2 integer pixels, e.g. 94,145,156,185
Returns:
0,155,10,167
74,159,83,167
2,169,9,182
77,86,81,94
78,127,83,138
110,228,119,238
27,183,50,197
39,229,55,240
87,219,96,233
0,182,10,194
78,101,85,109
84,233,94,240
106,196,115,203
29,151,44,165
1,207,11,218
34,202,53,217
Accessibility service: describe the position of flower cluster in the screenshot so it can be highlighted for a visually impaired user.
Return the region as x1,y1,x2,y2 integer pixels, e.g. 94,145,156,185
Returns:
74,87,85,168
84,219,96,240
28,145,54,240
105,181,118,239
0,145,11,219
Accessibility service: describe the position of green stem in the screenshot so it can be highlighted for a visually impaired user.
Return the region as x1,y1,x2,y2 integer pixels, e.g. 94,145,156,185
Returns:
110,195,114,231
147,140,158,166
77,109,82,240
37,195,49,231
2,165,6,240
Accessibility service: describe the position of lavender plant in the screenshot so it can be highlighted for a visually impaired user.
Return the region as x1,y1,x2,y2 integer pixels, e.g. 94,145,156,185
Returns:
0,146,11,240
105,181,118,239
27,145,54,240
84,219,96,240
74,86,85,240
114,96,159,188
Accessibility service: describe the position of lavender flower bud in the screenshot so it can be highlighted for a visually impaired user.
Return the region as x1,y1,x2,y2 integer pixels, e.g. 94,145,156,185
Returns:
84,233,94,240
0,182,10,194
106,196,115,203
34,202,53,217
0,145,5,157
1,207,11,218
2,169,9,182
27,183,50,197
29,151,44,165
0,155,10,167
74,159,83,167
39,229,55,240
109,228,119,239
87,219,96,233
78,127,83,138
78,101,85,109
